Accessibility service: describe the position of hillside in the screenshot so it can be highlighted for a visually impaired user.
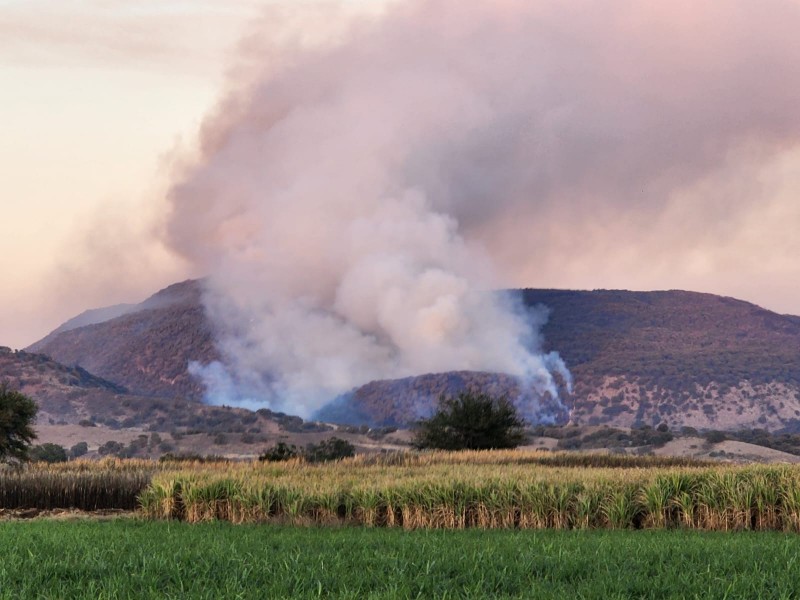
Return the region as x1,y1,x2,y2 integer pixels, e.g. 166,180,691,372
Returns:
26,282,800,433
28,280,217,401
521,289,800,432
0,346,248,431
321,290,800,431
0,346,383,459
316,371,571,427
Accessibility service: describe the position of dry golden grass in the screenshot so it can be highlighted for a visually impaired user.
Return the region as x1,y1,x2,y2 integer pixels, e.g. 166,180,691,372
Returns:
7,451,800,531
136,450,800,531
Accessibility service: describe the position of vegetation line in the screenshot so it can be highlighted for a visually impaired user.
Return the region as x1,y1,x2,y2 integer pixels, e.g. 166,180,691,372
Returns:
7,452,800,531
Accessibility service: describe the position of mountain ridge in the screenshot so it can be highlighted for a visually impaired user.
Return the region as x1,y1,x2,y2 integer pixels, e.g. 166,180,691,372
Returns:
23,281,800,432
27,280,217,401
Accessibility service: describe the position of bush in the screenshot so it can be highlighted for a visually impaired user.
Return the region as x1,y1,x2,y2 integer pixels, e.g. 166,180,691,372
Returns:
413,392,526,451
258,442,300,462
69,441,89,459
704,430,728,444
159,453,228,463
305,437,355,463
98,440,124,456
28,443,68,463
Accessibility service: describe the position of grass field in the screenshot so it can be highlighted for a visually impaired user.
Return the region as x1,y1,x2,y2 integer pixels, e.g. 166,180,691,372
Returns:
138,452,800,530
1,521,800,599
9,453,800,530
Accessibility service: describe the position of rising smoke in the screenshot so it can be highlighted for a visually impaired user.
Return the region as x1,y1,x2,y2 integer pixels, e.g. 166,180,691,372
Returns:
165,0,800,418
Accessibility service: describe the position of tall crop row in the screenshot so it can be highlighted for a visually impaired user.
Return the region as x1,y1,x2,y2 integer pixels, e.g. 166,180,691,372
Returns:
8,452,800,530
139,453,800,531
0,460,155,511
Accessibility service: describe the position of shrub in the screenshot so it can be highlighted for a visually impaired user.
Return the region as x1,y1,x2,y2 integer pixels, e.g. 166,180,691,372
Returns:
69,441,89,459
413,392,526,451
305,437,355,463
704,430,727,444
98,440,124,456
28,443,68,463
258,442,299,462
159,453,228,463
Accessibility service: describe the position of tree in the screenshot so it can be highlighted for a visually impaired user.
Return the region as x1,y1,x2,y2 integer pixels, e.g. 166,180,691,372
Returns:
98,440,124,456
0,382,38,464
29,443,68,463
304,437,355,463
69,441,89,459
258,441,299,462
412,391,527,451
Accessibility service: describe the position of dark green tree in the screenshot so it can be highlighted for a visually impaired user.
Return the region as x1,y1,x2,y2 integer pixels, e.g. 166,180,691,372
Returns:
69,441,89,459
29,443,68,463
258,441,299,462
304,437,355,463
0,382,38,464
412,391,527,451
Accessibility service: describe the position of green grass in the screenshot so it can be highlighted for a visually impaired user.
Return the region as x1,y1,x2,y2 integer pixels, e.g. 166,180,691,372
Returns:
2,521,800,599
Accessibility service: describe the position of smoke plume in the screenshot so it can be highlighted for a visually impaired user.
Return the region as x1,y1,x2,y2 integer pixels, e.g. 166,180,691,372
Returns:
165,0,800,417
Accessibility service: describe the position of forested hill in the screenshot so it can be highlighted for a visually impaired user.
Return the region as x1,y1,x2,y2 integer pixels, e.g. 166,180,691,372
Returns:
519,289,800,431
25,281,800,432
320,290,800,431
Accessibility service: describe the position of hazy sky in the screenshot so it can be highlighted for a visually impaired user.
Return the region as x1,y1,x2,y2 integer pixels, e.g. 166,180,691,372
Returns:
1,0,382,348
3,0,800,351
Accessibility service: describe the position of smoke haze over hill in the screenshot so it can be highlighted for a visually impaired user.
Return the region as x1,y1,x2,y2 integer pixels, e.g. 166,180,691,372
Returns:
156,0,800,416
4,0,800,358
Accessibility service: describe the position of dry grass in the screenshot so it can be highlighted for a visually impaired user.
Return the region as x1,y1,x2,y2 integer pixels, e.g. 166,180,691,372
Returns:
7,451,800,531
0,459,157,510
137,450,800,530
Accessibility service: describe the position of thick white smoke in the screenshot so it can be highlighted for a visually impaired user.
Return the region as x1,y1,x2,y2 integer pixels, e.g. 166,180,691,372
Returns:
165,0,800,417
184,190,570,415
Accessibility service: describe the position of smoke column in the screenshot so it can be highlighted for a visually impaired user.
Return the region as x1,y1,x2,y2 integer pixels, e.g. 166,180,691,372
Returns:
165,0,800,417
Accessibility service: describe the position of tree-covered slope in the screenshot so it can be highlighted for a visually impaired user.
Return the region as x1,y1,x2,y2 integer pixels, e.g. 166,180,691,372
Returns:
25,282,800,432
521,289,800,431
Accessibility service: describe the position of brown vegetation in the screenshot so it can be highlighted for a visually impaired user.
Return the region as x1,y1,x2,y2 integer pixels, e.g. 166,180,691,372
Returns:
12,282,800,436
27,280,217,401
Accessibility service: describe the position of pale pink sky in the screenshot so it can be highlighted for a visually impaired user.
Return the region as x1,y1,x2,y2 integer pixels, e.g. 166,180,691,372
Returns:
0,0,385,348
2,0,800,350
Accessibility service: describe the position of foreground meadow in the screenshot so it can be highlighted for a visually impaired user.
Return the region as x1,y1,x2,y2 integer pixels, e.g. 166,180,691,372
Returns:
2,522,800,599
